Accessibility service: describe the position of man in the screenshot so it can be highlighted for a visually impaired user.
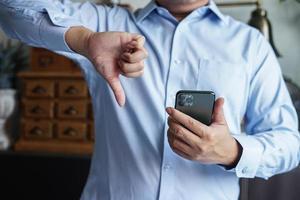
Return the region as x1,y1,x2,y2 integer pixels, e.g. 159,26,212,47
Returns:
0,0,299,199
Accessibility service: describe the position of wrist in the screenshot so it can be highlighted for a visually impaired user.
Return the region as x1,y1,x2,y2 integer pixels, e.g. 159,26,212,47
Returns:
221,137,243,168
65,26,94,57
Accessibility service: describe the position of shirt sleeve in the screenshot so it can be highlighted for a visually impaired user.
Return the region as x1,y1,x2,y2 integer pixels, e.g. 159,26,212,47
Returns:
0,0,102,59
231,33,300,179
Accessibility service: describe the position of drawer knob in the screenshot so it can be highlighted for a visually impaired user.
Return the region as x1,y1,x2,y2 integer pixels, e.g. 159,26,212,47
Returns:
63,128,77,136
31,106,44,114
64,106,78,115
32,86,46,94
30,127,44,136
65,86,78,95
38,56,53,67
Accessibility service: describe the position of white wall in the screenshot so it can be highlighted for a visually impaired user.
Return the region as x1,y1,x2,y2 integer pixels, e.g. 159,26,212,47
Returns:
1,0,299,85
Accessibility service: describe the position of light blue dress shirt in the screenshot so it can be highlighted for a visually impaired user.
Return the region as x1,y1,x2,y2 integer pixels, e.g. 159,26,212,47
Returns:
1,0,299,199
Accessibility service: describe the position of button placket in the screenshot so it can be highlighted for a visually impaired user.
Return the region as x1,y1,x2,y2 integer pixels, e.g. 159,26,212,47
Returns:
159,24,184,200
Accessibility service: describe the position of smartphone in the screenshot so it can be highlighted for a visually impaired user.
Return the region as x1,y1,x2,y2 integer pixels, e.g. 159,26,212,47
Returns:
175,90,215,126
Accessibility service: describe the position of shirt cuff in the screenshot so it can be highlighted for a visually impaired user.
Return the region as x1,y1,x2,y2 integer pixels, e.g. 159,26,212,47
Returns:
230,134,264,178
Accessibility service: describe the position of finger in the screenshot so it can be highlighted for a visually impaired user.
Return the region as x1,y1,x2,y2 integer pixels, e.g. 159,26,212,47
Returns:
121,49,148,63
167,129,175,146
167,129,188,148
126,40,145,51
122,69,144,78
166,107,207,138
171,137,194,158
172,147,193,161
212,97,227,125
168,117,201,147
125,34,145,50
119,60,144,74
132,35,145,48
106,77,125,107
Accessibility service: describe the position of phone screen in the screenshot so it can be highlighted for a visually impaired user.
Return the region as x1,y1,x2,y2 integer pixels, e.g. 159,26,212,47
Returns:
175,90,215,125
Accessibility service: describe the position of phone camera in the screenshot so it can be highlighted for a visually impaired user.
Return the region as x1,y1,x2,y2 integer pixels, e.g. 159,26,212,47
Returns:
178,94,194,107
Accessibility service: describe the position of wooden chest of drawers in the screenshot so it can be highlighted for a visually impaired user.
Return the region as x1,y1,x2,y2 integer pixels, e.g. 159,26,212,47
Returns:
15,72,94,155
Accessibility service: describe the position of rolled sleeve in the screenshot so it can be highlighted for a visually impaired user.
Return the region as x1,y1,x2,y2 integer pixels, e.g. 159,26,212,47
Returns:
0,0,98,54
39,12,80,53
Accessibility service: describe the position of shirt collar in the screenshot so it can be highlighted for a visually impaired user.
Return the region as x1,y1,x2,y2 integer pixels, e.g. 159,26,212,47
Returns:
135,0,228,25
208,0,227,24
135,0,157,22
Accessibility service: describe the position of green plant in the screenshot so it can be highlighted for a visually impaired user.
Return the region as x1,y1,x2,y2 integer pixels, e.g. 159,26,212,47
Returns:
0,40,28,88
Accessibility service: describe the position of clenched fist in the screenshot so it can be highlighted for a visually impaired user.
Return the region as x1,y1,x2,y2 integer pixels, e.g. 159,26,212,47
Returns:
66,26,148,106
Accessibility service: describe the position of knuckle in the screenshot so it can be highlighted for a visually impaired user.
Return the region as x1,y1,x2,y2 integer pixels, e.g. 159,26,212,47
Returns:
137,62,144,70
206,134,212,141
187,118,195,127
93,56,103,65
175,127,182,135
144,49,149,57
172,139,178,147
206,130,214,141
138,70,144,76
198,128,206,138
199,145,208,153
140,61,145,67
127,55,134,63
195,155,204,162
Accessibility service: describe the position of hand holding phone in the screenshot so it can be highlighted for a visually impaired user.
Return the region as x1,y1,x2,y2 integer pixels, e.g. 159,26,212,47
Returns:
168,94,241,167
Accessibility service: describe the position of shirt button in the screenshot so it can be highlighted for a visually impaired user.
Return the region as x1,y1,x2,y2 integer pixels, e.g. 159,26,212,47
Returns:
157,9,164,15
163,164,171,170
242,167,250,174
174,59,182,64
54,16,61,21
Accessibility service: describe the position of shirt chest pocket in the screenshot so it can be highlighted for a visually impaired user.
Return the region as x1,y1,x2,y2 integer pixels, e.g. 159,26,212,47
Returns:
196,59,248,95
196,59,249,118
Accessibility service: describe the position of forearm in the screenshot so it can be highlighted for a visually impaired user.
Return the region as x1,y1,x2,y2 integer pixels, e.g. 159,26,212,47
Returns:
0,1,77,53
0,0,98,54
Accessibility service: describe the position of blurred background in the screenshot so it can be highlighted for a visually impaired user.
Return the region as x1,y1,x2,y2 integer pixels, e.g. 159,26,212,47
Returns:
0,0,299,200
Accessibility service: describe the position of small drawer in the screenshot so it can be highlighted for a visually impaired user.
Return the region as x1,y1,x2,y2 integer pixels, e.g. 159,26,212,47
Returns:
58,80,88,98
57,101,87,119
24,101,54,118
57,122,87,141
31,47,79,72
23,121,53,139
25,80,54,98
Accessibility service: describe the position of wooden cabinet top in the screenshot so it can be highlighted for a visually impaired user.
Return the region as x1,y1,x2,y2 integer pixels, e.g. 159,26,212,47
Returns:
18,71,85,78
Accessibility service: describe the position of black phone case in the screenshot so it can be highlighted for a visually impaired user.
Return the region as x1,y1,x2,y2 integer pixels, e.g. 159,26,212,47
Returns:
175,90,215,125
